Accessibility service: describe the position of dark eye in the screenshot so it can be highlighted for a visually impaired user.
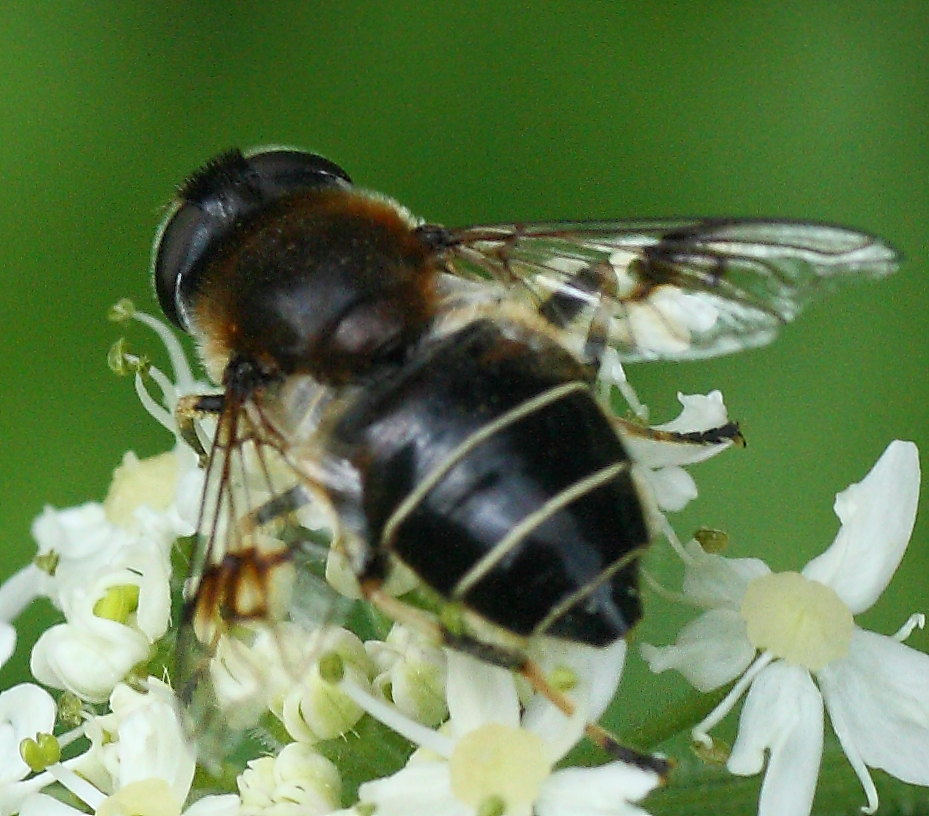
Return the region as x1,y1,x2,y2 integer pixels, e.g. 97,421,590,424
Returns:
152,147,352,330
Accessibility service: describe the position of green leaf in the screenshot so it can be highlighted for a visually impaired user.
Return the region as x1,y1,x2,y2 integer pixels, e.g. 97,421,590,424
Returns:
642,743,929,816
316,714,415,806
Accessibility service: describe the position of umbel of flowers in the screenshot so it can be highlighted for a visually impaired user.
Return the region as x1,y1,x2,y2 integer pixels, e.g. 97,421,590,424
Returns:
0,306,925,816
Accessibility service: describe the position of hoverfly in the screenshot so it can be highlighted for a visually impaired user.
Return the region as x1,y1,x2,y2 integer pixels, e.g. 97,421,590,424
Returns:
152,147,898,764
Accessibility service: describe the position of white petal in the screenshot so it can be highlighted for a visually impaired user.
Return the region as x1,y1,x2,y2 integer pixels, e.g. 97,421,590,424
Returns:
31,504,127,602
728,662,823,816
0,564,45,622
30,622,149,702
803,440,920,614
819,628,929,787
446,651,519,733
183,794,241,816
522,639,626,759
70,544,172,643
681,539,770,610
640,608,754,692
0,684,57,784
112,693,195,802
536,762,660,816
655,392,729,434
0,623,15,668
31,502,112,560
359,761,471,816
122,545,172,640
526,638,626,723
643,466,697,512
20,792,85,816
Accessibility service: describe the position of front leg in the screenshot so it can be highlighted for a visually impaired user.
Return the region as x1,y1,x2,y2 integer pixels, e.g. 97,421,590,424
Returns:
175,393,225,462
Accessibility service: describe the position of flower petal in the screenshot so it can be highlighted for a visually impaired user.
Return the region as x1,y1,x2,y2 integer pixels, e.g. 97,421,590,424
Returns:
802,440,920,614
655,392,729,434
446,651,519,733
20,792,86,816
0,623,15,668
522,638,626,759
681,539,770,610
727,661,823,816
640,608,755,692
182,794,241,816
642,466,697,512
31,504,127,603
818,628,929,789
107,682,196,803
30,620,149,702
359,761,471,816
0,684,57,785
536,761,660,816
0,564,45,622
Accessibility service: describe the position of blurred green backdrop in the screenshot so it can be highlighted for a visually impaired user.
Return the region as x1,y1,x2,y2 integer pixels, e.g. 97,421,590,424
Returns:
0,0,926,737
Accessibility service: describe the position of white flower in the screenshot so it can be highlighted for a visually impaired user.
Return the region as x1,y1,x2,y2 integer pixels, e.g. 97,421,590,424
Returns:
342,639,660,816
0,684,56,786
90,679,196,802
276,626,374,743
641,440,926,816
30,615,152,703
14,679,239,816
201,622,373,741
31,503,129,604
103,447,202,537
29,531,173,702
238,742,341,816
366,624,448,726
23,446,201,702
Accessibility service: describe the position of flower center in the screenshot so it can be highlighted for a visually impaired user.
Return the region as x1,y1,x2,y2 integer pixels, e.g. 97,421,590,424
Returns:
449,723,552,812
96,779,181,816
740,571,854,670
104,451,178,527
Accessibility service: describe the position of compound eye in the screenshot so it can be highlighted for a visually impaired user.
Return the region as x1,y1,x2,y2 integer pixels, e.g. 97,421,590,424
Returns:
153,197,217,329
152,148,352,332
247,149,352,192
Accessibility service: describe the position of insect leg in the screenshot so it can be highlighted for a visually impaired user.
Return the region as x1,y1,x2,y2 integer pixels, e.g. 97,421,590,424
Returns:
613,415,746,448
519,659,671,776
360,583,670,777
176,393,225,461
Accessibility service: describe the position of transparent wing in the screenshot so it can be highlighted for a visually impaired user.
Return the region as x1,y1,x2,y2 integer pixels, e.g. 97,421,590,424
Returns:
174,383,356,768
435,219,900,361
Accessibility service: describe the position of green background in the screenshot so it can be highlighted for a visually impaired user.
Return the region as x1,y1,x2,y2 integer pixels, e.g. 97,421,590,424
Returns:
0,0,926,785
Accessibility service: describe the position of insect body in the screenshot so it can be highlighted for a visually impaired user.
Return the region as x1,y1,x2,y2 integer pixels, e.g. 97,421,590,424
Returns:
153,147,899,753
330,316,647,647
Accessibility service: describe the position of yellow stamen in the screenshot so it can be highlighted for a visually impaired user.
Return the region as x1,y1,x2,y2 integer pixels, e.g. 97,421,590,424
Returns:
93,584,140,623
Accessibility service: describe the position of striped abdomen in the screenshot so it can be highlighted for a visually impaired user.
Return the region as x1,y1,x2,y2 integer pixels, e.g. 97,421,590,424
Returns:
331,318,649,646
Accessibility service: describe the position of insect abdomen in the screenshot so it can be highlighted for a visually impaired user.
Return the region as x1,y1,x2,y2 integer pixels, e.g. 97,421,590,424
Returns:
332,319,649,646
